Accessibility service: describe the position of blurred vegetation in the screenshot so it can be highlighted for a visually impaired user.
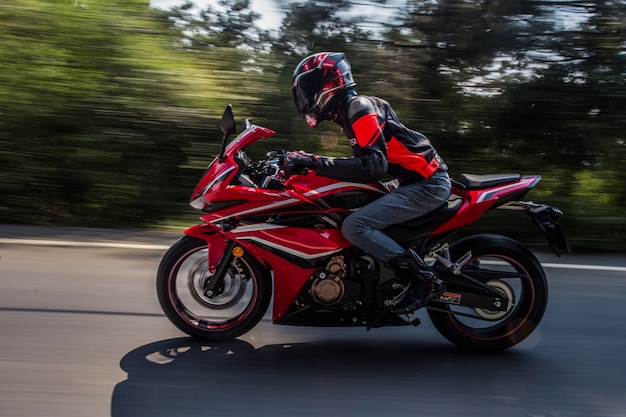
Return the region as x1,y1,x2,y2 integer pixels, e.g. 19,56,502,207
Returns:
0,0,624,251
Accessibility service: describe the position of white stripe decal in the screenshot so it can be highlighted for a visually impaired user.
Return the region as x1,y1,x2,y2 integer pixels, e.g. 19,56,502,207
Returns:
303,182,384,198
201,166,235,195
476,183,524,203
210,198,300,223
231,224,287,233
237,236,341,260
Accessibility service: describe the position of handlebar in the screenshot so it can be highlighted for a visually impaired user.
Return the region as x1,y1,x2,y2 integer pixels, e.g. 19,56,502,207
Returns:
247,150,311,190
246,150,287,190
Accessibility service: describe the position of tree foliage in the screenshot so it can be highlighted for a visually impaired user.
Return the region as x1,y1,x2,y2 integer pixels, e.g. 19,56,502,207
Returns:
1,0,624,249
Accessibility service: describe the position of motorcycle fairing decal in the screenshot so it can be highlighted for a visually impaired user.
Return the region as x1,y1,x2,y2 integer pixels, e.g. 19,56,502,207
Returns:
238,201,324,218
438,291,462,305
236,235,342,261
200,166,235,196
231,223,287,233
231,225,349,272
302,182,385,199
432,178,536,235
191,164,236,202
475,178,534,203
228,232,345,321
232,224,346,258
209,198,301,223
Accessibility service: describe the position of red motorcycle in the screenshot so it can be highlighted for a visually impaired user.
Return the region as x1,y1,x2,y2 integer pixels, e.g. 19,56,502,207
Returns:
157,105,570,351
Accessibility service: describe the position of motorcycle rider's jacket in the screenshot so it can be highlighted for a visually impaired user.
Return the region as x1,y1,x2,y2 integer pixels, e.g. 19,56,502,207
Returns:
315,94,447,185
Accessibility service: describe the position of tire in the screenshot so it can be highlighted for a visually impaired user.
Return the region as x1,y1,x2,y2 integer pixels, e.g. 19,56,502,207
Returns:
157,236,271,341
428,234,548,351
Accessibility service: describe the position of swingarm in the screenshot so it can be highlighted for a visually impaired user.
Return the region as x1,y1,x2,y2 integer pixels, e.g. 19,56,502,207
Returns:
428,244,510,312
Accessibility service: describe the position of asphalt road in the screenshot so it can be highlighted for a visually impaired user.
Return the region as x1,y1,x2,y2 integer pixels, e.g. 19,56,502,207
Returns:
1,226,625,417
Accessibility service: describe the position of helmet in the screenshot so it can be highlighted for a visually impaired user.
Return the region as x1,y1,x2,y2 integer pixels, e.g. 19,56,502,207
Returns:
292,52,356,127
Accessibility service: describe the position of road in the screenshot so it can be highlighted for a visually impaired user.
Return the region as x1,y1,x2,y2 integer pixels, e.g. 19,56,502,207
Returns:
0,226,625,417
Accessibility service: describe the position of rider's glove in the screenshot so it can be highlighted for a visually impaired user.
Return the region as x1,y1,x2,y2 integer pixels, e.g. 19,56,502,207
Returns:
284,150,317,174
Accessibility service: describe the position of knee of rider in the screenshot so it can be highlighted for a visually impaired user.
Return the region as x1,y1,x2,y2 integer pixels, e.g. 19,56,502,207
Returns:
341,217,359,242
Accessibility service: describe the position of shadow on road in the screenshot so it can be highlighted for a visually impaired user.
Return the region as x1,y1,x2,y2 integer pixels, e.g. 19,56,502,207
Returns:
112,337,595,417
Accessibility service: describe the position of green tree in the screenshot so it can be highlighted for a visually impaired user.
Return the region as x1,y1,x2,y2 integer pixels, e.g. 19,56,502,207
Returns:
0,0,207,225
1,0,623,249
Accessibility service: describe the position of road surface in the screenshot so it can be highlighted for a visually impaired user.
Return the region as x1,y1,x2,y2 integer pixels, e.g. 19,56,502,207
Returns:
0,226,625,417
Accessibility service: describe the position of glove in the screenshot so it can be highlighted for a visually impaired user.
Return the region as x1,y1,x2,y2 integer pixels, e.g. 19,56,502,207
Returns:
284,150,317,174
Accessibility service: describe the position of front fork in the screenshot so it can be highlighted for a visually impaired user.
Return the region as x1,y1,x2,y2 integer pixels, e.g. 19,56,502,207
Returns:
203,240,238,297
184,224,235,298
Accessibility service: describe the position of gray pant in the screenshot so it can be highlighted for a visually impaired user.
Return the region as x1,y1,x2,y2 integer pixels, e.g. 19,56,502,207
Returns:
341,171,451,262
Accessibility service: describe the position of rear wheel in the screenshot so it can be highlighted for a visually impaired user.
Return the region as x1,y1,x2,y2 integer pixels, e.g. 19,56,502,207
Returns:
157,236,271,341
428,234,548,351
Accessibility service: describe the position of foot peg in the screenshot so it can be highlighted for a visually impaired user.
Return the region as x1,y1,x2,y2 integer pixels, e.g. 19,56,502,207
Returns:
391,249,435,282
389,278,446,315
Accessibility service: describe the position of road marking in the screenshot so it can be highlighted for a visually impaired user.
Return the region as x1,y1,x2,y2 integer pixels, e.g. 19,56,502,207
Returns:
541,263,626,273
0,306,164,317
1,238,625,273
0,238,169,251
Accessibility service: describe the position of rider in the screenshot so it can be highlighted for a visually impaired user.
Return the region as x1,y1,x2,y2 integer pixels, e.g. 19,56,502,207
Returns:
287,52,451,314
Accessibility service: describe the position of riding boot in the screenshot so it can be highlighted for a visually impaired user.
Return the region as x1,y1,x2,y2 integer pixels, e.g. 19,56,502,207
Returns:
389,249,444,314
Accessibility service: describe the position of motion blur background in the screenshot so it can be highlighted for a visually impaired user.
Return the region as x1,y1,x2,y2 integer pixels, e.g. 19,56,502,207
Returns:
1,0,624,251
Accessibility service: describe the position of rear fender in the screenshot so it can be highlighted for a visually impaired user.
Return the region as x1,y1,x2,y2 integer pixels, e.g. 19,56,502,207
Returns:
498,201,572,256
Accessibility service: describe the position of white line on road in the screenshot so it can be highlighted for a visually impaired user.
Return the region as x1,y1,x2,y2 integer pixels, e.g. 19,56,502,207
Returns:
1,238,625,273
0,238,169,251
541,263,626,272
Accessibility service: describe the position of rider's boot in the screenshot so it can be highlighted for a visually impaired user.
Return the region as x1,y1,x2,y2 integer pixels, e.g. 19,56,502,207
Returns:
389,249,444,314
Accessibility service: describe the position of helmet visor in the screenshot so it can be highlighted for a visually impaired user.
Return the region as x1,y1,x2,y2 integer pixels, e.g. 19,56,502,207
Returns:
292,67,324,116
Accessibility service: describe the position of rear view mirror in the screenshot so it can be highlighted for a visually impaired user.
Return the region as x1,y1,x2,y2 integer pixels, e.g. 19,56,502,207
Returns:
218,105,236,161
219,105,237,136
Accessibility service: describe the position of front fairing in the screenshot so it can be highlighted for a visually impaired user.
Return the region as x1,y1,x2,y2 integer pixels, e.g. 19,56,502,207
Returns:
224,125,275,156
190,124,276,206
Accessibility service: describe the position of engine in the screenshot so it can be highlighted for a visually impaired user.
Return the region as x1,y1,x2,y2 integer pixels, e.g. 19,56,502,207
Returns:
310,256,348,306
309,254,378,307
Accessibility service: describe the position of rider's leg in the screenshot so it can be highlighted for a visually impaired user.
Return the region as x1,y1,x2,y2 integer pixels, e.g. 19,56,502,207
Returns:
341,172,451,261
341,172,450,312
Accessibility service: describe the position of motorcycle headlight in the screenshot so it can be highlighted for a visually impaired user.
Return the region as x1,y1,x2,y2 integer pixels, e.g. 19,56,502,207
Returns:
190,195,209,210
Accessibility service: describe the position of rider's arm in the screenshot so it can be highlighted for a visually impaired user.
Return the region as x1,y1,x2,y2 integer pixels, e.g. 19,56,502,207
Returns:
315,97,388,183
315,150,387,183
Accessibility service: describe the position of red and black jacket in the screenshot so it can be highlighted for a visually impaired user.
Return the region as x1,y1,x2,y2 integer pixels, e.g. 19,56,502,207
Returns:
316,94,447,185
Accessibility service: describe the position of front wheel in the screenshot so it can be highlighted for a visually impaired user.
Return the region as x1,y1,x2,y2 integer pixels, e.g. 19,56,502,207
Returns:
157,236,271,341
428,234,548,351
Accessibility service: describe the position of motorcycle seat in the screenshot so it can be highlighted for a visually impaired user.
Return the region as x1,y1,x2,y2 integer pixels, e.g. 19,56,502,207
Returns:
455,173,521,190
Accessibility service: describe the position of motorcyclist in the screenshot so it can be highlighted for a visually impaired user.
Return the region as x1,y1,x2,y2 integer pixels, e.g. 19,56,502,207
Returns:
287,52,451,314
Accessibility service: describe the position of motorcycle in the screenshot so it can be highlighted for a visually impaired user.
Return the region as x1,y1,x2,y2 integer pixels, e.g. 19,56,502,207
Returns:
157,105,571,351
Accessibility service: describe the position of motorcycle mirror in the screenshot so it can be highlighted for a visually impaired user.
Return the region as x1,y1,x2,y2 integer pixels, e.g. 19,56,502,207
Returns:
218,105,236,161
219,105,237,136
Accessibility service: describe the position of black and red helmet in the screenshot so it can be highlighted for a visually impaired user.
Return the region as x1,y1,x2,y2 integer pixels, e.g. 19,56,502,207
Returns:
292,52,356,127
